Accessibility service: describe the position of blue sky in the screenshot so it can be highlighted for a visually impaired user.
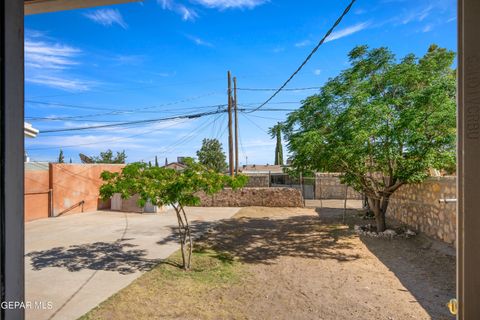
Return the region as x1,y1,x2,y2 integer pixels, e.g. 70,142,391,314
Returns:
25,0,457,165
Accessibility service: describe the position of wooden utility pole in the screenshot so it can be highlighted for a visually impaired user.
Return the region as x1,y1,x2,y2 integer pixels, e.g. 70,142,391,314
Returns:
234,77,239,175
227,71,234,176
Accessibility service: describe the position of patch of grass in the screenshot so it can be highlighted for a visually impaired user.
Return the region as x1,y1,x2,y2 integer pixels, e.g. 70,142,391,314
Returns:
159,248,242,284
80,249,245,320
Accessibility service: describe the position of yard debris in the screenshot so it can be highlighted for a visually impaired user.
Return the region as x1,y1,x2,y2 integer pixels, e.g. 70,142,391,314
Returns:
405,229,416,238
354,224,416,239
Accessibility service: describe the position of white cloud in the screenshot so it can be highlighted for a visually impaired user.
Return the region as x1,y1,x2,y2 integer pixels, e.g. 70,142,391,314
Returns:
25,40,80,70
354,8,366,15
158,0,266,20
325,22,370,43
154,71,177,77
112,54,145,65
26,75,93,92
179,5,198,20
422,24,433,33
192,0,268,9
446,16,456,23
84,9,128,29
398,5,433,25
158,0,198,21
25,32,96,92
185,34,214,47
295,40,312,48
313,69,321,76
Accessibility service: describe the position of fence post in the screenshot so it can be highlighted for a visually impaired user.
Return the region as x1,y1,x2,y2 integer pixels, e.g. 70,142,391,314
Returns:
300,172,305,206
48,189,53,217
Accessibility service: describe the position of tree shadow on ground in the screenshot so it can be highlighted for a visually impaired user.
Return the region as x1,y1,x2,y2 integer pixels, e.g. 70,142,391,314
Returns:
26,239,159,274
336,207,456,320
157,213,360,265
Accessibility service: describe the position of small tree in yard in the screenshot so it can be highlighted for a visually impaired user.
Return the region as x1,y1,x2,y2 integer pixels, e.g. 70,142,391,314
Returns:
283,45,456,232
99,158,247,270
196,138,228,173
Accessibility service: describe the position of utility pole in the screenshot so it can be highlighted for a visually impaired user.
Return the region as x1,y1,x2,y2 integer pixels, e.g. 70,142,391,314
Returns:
234,76,239,175
227,71,234,176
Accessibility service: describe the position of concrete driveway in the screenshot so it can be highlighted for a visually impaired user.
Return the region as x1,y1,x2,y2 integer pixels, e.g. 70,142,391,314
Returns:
25,207,240,320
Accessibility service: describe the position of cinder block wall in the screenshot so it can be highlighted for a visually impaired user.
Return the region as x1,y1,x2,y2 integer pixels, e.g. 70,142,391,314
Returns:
198,187,304,207
386,177,456,245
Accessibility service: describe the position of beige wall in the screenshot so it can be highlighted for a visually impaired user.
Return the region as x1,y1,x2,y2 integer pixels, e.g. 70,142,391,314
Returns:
386,177,456,245
315,173,363,200
198,187,304,207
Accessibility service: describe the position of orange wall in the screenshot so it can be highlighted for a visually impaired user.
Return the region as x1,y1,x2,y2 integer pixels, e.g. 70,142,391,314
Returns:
50,164,124,216
25,169,50,222
25,193,49,221
24,163,125,221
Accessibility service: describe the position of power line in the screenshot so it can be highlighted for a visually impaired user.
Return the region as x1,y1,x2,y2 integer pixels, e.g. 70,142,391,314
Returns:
240,113,269,134
25,91,220,113
238,87,320,92
246,0,357,113
39,109,228,134
28,77,226,99
26,118,191,151
26,103,225,121
239,107,298,112
246,113,287,121
31,105,296,134
139,113,222,162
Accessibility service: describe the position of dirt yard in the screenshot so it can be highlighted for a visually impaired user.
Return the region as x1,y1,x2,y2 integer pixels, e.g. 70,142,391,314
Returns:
83,205,455,320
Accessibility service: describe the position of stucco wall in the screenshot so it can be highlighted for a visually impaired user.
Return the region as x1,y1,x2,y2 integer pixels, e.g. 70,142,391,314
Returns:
386,177,456,245
25,164,50,221
50,164,124,216
198,187,304,207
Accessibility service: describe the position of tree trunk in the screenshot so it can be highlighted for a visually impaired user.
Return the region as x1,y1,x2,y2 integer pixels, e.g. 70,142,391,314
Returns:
174,206,186,269
367,196,389,232
173,205,193,270
180,206,193,270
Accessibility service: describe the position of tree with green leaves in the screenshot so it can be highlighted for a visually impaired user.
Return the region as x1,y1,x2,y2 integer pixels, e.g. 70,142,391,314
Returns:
100,158,248,270
196,138,228,173
58,149,65,163
269,122,284,165
283,45,456,232
82,149,127,164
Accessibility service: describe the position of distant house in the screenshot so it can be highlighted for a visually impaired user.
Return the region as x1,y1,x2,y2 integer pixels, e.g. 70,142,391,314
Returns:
162,162,187,171
239,164,285,174
162,156,188,171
